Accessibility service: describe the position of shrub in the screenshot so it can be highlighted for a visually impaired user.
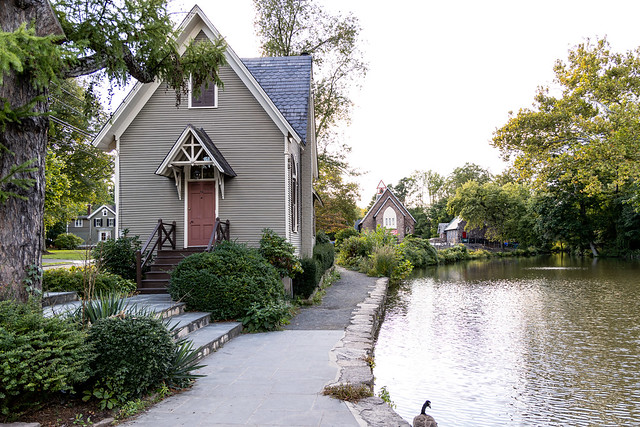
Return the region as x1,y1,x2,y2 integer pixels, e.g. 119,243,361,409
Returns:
335,227,358,247
92,231,142,281
169,241,284,319
366,245,413,282
437,244,469,264
293,257,320,298
241,300,294,332
259,228,302,278
336,235,373,267
316,230,331,244
54,232,84,249
313,242,335,272
43,266,136,297
398,235,438,268
0,300,94,420
166,339,205,389
87,316,174,405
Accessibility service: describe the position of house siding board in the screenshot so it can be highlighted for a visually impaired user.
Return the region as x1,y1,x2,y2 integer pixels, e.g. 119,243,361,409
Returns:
119,64,286,248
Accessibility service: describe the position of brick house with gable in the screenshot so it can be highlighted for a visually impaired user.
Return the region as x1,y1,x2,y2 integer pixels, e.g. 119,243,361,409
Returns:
358,181,416,241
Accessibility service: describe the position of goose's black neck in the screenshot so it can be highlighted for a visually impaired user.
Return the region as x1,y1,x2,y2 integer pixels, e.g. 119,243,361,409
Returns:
421,400,431,415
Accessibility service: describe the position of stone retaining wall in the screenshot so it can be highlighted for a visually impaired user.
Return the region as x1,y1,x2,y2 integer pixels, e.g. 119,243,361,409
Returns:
328,274,411,426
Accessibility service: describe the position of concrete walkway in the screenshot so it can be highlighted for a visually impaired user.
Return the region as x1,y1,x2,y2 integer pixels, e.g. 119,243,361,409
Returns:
123,268,382,427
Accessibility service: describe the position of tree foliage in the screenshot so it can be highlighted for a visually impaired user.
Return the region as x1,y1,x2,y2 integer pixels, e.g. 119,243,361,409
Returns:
0,0,227,299
253,0,366,232
492,38,640,253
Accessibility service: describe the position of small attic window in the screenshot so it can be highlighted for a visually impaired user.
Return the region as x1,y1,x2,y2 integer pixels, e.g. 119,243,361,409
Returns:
189,76,217,108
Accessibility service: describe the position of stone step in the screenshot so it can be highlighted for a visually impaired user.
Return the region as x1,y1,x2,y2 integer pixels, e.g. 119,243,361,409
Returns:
42,291,78,307
188,322,243,361
165,312,211,339
140,279,169,289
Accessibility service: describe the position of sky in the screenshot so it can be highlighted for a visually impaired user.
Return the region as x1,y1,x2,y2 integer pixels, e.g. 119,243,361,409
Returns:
108,0,640,206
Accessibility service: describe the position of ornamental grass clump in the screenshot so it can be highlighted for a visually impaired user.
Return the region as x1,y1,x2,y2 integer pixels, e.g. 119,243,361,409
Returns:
169,240,284,320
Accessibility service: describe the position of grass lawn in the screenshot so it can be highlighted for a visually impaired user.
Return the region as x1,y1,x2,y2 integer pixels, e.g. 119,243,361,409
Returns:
43,249,92,260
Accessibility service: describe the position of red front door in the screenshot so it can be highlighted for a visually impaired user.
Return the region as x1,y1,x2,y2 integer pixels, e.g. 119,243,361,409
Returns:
188,181,216,246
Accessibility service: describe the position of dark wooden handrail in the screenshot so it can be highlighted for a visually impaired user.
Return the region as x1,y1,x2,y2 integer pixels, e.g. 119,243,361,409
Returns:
206,218,230,252
136,219,176,287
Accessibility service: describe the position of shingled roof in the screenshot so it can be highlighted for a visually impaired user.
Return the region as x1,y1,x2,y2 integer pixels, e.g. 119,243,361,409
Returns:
242,56,312,145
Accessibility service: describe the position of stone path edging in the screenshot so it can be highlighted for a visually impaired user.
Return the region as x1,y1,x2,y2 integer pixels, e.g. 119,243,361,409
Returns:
328,275,411,426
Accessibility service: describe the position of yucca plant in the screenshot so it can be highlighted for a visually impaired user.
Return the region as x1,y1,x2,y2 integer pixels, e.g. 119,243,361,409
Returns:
73,292,152,326
166,338,205,388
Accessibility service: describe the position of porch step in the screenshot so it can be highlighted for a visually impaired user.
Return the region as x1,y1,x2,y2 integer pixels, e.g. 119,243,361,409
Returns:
188,322,243,361
166,312,211,339
138,247,207,293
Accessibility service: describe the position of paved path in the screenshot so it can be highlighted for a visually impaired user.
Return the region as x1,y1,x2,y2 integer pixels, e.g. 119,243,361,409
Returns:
124,268,379,427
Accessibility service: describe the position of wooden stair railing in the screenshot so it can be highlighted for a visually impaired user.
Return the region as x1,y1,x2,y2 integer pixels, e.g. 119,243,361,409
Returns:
206,218,230,252
136,219,176,287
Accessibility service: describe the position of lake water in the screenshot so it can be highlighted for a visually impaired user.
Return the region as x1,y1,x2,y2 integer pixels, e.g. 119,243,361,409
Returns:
373,255,640,426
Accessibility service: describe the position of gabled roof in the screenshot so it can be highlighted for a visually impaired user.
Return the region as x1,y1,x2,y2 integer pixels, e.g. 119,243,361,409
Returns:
361,187,416,226
92,5,307,151
243,56,312,145
88,205,116,219
156,124,236,177
444,216,464,232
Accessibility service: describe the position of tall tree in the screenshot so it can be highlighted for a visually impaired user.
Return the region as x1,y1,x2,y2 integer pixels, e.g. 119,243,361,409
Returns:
492,38,640,253
45,79,113,231
253,0,367,231
0,0,227,300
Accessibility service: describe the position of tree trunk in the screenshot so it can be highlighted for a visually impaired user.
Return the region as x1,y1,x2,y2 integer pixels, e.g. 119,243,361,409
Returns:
0,0,60,301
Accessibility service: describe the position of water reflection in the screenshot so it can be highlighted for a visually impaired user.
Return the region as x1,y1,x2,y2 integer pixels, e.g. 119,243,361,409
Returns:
374,255,640,426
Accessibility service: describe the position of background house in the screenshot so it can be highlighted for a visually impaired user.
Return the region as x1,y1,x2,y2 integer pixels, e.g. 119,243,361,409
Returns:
358,181,415,241
444,216,486,244
92,6,318,260
66,205,116,246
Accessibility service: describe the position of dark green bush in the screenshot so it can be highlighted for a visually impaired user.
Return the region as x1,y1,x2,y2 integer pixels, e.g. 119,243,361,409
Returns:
169,241,284,319
398,235,438,268
43,266,136,297
293,257,320,298
316,230,331,244
54,232,84,250
259,228,302,278
313,243,335,272
335,227,358,247
0,301,94,420
92,231,142,281
87,316,174,404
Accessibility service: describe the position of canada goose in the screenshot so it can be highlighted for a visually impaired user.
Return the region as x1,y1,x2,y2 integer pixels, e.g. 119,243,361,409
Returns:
413,400,438,427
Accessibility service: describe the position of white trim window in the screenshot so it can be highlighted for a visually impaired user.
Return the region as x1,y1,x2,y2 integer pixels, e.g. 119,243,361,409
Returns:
189,76,218,108
290,156,299,232
102,209,108,216
383,206,397,229
74,219,83,227
99,231,111,241
94,218,103,227
107,218,115,227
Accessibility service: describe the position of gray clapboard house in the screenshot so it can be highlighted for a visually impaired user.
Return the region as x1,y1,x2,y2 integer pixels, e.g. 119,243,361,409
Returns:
66,204,116,246
92,6,318,292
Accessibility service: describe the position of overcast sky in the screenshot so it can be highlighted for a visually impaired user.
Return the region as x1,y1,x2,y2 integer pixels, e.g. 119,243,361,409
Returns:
110,0,640,206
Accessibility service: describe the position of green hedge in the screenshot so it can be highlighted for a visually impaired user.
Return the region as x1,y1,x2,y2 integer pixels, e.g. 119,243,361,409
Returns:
43,266,136,297
87,316,174,404
0,301,94,420
292,243,335,298
398,235,438,268
313,243,335,272
54,233,84,250
168,241,284,319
